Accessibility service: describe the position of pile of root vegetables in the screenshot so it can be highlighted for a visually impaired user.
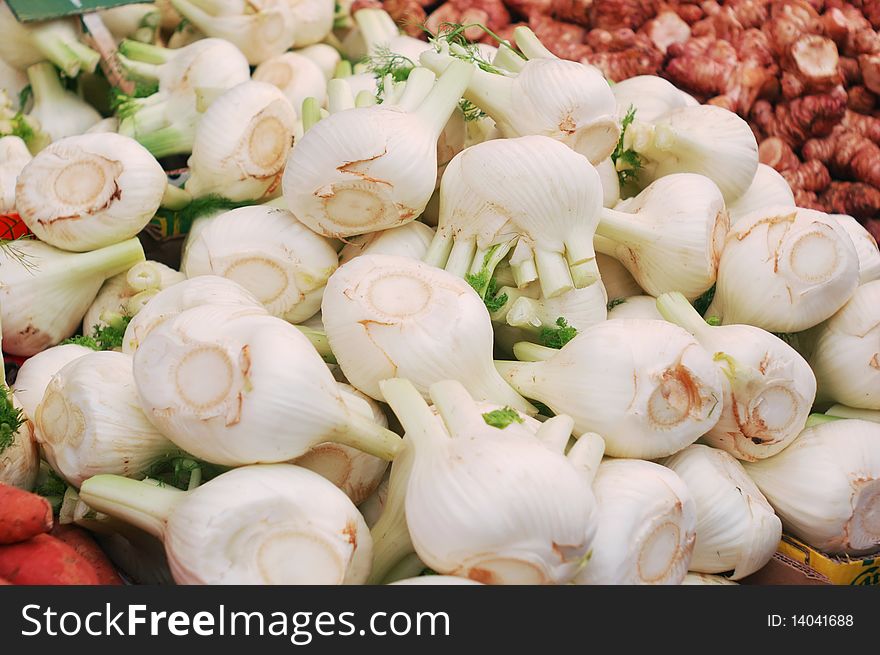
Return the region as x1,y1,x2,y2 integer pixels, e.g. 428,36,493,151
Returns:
375,0,880,230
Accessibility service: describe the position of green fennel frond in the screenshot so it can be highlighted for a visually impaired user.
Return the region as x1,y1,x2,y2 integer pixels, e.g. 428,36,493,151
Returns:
482,406,524,429
60,334,101,350
0,387,25,454
539,317,578,349
611,105,643,187
606,297,626,311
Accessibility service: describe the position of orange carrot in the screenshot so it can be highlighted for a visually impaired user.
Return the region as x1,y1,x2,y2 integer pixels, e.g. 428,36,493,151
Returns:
0,534,100,585
51,525,123,585
0,483,53,544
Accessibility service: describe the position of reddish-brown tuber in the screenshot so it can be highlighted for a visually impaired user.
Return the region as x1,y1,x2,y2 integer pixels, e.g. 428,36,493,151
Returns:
820,181,880,220
0,483,53,545
51,525,124,586
0,534,101,585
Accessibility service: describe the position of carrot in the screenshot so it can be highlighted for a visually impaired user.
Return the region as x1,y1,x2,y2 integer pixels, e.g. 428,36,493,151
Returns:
0,483,53,544
0,534,100,585
0,576,11,585
51,525,123,585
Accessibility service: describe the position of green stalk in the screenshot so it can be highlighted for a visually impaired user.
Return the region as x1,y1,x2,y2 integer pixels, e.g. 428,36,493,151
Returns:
354,8,400,52
333,60,353,79
492,42,526,73
825,405,880,423
535,248,574,299
597,207,655,246
445,237,476,278
513,342,558,362
493,359,539,398
395,68,435,112
119,39,172,64
512,26,554,60
70,238,146,280
136,124,194,158
78,474,185,539
805,413,843,428
332,410,403,461
367,439,415,585
656,291,713,341
429,380,485,439
117,53,162,82
26,63,67,107
161,184,192,211
423,230,454,268
29,31,85,78
511,257,538,287
65,40,101,74
413,59,475,138
301,97,322,132
294,326,336,364
327,79,354,113
355,91,377,108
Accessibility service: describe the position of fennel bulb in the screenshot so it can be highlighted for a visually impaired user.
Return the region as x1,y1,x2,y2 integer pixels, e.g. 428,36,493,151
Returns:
663,444,781,579
12,344,95,424
338,221,435,265
605,295,663,320
421,27,618,164
293,383,389,505
657,292,816,461
497,319,724,459
0,136,31,213
808,280,880,410
185,82,297,202
0,59,28,106
35,351,178,487
825,405,880,423
84,261,185,333
169,0,297,65
831,214,880,284
297,43,342,81
133,305,402,465
354,8,432,62
282,61,473,238
496,283,607,334
576,459,696,585
0,5,99,77
321,254,533,413
0,238,144,356
425,135,604,299
285,0,334,46
99,4,161,43
80,464,373,584
26,63,102,144
595,174,729,300
16,133,167,252
625,104,758,203
707,206,860,332
611,75,697,123
743,419,880,555
381,378,598,584
596,158,620,208
0,392,39,491
596,252,642,300
116,38,251,158
253,52,328,114
182,206,338,323
727,164,795,225
121,275,267,354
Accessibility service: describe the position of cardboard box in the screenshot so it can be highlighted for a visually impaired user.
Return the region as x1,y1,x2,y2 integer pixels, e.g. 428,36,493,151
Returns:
742,534,879,586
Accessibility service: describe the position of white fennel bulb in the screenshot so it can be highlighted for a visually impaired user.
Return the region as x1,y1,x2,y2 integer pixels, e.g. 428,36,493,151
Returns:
611,75,697,123
360,476,388,527
727,164,795,225
808,280,880,410
169,0,296,65
421,27,618,164
80,464,372,584
682,573,738,585
391,576,483,585
663,444,781,579
354,8,433,62
595,174,729,300
825,405,880,423
0,58,28,103
743,419,880,555
575,459,696,585
12,344,95,424
381,378,598,585
426,135,604,300
707,206,860,332
657,292,816,461
497,319,723,459
322,254,533,413
133,305,402,465
596,252,642,300
626,104,758,202
339,221,435,265
185,81,297,202
99,4,161,43
283,61,473,238
0,136,31,212
121,275,266,354
297,43,342,81
26,63,102,143
182,206,338,323
0,392,39,490
285,0,334,46
498,283,607,334
0,238,144,356
596,158,620,208
84,261,185,333
253,52,328,113
116,38,251,158
292,382,389,505
0,5,99,77
35,351,178,488
831,214,880,284
16,133,166,252
606,295,663,320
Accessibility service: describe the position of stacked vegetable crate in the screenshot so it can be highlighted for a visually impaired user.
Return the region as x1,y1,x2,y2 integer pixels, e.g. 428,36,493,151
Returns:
0,0,878,586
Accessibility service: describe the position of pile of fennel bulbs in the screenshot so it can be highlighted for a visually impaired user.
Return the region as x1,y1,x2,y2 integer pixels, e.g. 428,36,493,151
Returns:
2,9,879,587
